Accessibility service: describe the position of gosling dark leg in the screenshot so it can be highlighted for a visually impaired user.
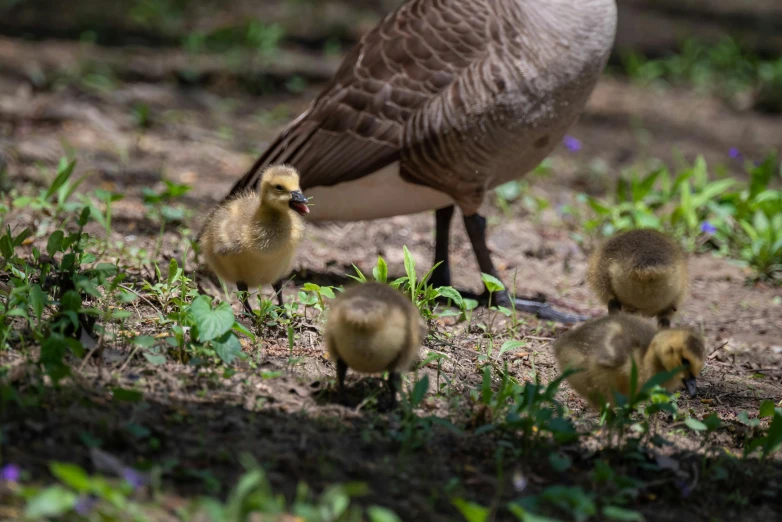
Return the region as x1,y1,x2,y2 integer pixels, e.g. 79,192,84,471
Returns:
607,299,622,314
272,280,284,307
336,358,348,404
428,205,455,288
388,371,401,410
657,306,675,329
236,281,253,316
462,213,586,324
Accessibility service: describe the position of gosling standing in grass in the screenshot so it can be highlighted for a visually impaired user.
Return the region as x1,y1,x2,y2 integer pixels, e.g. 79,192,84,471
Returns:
325,282,426,408
199,165,310,314
553,314,705,409
588,229,688,328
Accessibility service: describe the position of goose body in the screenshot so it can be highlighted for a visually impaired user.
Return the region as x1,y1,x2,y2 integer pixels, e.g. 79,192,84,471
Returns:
228,0,618,322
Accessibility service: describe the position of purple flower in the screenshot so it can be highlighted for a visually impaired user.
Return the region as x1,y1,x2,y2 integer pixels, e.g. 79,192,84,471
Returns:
1,464,20,483
563,135,582,153
122,467,146,490
676,480,693,498
728,148,743,161
700,221,716,234
512,470,528,492
74,495,98,516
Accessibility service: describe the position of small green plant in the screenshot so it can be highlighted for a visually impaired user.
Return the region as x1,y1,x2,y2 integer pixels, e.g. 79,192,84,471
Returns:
745,400,782,460
620,37,782,113
585,153,782,281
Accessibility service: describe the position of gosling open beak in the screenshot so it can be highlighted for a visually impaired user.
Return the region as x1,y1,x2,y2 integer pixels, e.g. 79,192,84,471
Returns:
289,191,310,216
683,376,697,398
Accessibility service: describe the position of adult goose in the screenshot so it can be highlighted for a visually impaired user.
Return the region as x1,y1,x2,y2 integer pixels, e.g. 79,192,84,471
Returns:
226,0,618,323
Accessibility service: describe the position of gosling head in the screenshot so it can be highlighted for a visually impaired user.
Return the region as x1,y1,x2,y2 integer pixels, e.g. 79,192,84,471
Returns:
650,328,706,398
258,165,310,216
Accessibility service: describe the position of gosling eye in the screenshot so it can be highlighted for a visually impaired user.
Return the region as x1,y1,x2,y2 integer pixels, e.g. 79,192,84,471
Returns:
681,357,691,368
275,185,284,192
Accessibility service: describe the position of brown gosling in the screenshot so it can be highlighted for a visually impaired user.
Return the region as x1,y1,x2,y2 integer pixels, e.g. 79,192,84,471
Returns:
553,313,706,409
325,282,427,408
199,165,309,314
587,228,688,328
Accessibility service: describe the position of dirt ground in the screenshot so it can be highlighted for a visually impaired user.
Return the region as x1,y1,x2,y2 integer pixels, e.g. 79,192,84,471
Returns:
1,5,782,521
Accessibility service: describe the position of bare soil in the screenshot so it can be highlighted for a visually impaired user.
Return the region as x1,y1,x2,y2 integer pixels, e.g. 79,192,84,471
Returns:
1,10,782,522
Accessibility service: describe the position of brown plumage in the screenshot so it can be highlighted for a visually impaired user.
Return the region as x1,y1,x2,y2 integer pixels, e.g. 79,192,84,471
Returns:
225,0,618,323
325,282,427,408
553,314,706,409
587,229,688,328
199,165,310,314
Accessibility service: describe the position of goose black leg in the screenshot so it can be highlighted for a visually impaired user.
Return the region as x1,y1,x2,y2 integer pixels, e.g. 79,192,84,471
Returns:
272,280,284,307
428,205,455,288
462,213,586,324
388,371,401,410
336,358,348,404
236,281,253,316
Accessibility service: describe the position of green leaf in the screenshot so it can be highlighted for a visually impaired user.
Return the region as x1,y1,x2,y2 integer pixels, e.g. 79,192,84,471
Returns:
499,340,526,357
480,273,505,293
50,462,91,492
602,506,644,521
167,257,180,286
507,503,563,522
367,506,402,522
496,181,522,202
684,417,707,432
403,245,416,298
45,158,77,200
373,256,388,283
111,387,143,403
436,286,464,308
143,353,167,365
319,286,336,299
761,412,782,458
759,400,776,419
47,230,65,257
212,332,243,365
0,231,14,259
481,366,492,404
29,284,46,320
410,374,429,407
737,411,760,427
701,412,722,431
189,295,235,342
548,452,572,472
25,486,77,518
452,497,489,522
132,335,156,348
348,263,367,283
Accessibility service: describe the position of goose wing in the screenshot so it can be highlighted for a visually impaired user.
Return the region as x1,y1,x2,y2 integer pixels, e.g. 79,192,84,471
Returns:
228,0,492,195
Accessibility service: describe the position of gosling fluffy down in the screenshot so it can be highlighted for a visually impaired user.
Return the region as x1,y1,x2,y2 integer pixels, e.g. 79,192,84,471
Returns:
199,165,309,311
587,228,688,328
325,282,426,407
553,313,705,409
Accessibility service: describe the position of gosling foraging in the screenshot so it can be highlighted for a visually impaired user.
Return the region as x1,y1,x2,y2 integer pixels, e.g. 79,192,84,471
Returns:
199,165,309,314
325,282,426,408
553,313,705,408
587,229,688,328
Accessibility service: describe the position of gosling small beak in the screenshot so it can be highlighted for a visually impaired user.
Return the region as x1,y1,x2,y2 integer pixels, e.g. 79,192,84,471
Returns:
289,191,310,216
683,376,697,398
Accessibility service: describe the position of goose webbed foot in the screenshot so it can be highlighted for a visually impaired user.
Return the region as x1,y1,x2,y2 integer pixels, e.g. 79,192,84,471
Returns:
489,290,587,324
461,212,586,324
